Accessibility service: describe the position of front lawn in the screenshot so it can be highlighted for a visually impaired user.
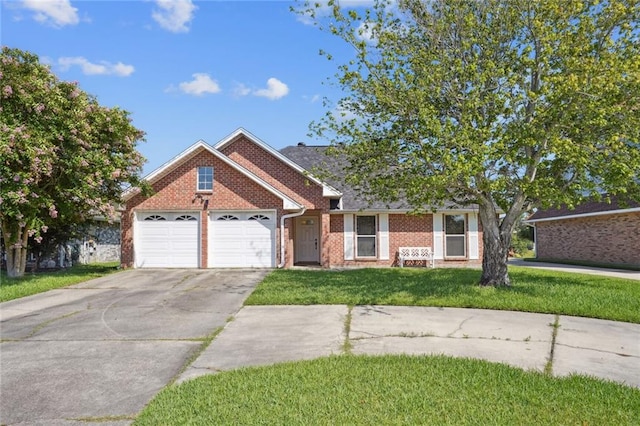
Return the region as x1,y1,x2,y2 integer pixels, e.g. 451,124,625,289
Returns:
246,266,640,323
0,262,120,302
134,355,640,425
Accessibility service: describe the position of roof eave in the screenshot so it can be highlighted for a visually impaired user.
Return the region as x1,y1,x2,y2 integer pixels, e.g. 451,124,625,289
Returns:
525,207,640,223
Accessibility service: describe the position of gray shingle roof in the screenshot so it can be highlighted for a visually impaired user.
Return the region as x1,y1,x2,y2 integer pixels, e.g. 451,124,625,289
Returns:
527,195,640,221
280,145,470,211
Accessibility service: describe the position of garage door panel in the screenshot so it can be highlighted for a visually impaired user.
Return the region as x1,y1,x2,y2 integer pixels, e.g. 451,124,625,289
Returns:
209,211,275,268
136,213,199,268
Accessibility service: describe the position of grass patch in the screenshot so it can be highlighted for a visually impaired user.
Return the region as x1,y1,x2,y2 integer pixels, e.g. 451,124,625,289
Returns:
134,355,640,425
246,267,640,323
0,262,120,302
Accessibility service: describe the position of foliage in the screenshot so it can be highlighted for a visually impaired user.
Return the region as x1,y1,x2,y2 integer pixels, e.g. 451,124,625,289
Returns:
299,0,640,285
0,47,146,277
246,268,640,323
135,355,640,425
0,262,119,302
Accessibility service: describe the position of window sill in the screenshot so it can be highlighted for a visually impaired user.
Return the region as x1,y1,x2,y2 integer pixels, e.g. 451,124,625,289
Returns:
444,257,468,261
355,257,379,261
196,191,213,194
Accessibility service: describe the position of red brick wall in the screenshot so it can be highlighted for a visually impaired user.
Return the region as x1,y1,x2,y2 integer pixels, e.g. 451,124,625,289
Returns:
220,136,328,210
535,212,640,267
328,213,483,268
122,139,485,269
121,148,287,268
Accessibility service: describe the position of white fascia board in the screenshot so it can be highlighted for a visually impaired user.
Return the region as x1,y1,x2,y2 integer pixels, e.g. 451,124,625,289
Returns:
123,140,303,210
524,207,640,223
214,128,342,198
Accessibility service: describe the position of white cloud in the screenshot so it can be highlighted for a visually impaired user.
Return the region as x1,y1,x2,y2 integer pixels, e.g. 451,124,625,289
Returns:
58,57,135,76
356,21,377,42
152,0,197,33
178,73,221,96
232,82,251,97
21,0,79,27
253,78,289,100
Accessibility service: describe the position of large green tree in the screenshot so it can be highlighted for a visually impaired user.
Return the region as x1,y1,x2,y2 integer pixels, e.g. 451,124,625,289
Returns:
0,47,146,278
301,0,640,285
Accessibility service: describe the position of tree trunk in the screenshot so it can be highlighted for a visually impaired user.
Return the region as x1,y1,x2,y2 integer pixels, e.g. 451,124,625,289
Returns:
3,225,29,278
478,204,512,286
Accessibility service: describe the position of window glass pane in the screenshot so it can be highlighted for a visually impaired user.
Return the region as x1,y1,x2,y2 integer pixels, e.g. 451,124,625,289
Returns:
357,237,376,257
446,236,466,257
445,215,465,235
198,167,213,191
356,216,376,235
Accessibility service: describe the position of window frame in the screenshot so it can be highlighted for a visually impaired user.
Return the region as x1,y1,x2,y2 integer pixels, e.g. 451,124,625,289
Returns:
197,166,214,192
444,214,467,258
355,215,377,259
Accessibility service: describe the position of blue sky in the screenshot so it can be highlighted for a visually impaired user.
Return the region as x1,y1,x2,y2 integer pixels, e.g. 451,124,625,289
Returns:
2,0,364,174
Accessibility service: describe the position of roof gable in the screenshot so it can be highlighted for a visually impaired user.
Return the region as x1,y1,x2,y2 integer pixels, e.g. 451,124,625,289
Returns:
215,128,341,198
123,140,303,210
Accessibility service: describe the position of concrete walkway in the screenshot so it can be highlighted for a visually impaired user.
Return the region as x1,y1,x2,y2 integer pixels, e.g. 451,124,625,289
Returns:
180,305,640,388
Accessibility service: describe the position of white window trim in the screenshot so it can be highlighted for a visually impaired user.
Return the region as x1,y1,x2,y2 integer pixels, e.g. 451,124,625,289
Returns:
444,213,467,259
197,166,213,192
344,214,354,260
355,215,377,259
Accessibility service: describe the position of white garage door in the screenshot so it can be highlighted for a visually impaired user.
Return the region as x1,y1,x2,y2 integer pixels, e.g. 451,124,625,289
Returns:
136,213,199,268
209,211,275,267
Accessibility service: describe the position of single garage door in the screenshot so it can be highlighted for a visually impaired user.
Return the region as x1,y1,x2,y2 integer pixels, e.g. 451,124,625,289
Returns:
136,212,199,268
209,211,275,267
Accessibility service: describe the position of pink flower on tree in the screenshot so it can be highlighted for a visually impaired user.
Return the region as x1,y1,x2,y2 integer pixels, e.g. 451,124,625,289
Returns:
3,85,12,96
49,205,58,218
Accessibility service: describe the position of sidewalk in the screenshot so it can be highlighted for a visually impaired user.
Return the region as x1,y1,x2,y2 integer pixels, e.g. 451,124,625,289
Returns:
179,305,640,388
508,258,640,280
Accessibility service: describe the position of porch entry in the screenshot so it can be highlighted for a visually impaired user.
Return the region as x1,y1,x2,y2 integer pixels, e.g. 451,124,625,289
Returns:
295,216,320,264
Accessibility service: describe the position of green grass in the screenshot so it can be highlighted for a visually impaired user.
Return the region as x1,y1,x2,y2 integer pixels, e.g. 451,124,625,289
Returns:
246,267,640,323
0,262,120,302
134,355,640,425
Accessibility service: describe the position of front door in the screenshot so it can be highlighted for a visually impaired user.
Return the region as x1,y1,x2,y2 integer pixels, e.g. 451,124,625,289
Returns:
295,217,319,263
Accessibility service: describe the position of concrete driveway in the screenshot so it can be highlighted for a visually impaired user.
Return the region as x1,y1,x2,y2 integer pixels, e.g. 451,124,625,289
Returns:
0,268,268,425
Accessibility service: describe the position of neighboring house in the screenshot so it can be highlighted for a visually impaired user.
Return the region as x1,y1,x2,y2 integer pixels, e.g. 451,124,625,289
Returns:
121,128,483,269
526,196,640,268
74,218,121,265
1,218,121,271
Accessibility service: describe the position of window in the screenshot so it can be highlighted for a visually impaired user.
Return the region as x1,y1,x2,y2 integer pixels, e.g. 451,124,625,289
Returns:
197,166,213,191
445,214,466,257
175,215,197,221
144,215,166,221
356,215,376,257
217,214,239,221
249,214,270,221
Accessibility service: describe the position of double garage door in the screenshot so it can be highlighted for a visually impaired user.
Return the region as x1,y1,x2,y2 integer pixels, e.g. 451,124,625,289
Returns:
135,211,275,268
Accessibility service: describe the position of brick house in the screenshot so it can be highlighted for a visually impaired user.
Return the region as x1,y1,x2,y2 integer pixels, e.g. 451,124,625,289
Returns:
121,128,483,269
526,196,640,268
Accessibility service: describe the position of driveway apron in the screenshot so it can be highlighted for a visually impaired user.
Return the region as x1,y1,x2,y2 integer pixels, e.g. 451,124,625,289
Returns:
0,269,267,425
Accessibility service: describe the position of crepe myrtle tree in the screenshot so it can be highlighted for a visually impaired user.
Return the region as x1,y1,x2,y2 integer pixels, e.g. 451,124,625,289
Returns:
0,47,147,278
299,0,640,286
